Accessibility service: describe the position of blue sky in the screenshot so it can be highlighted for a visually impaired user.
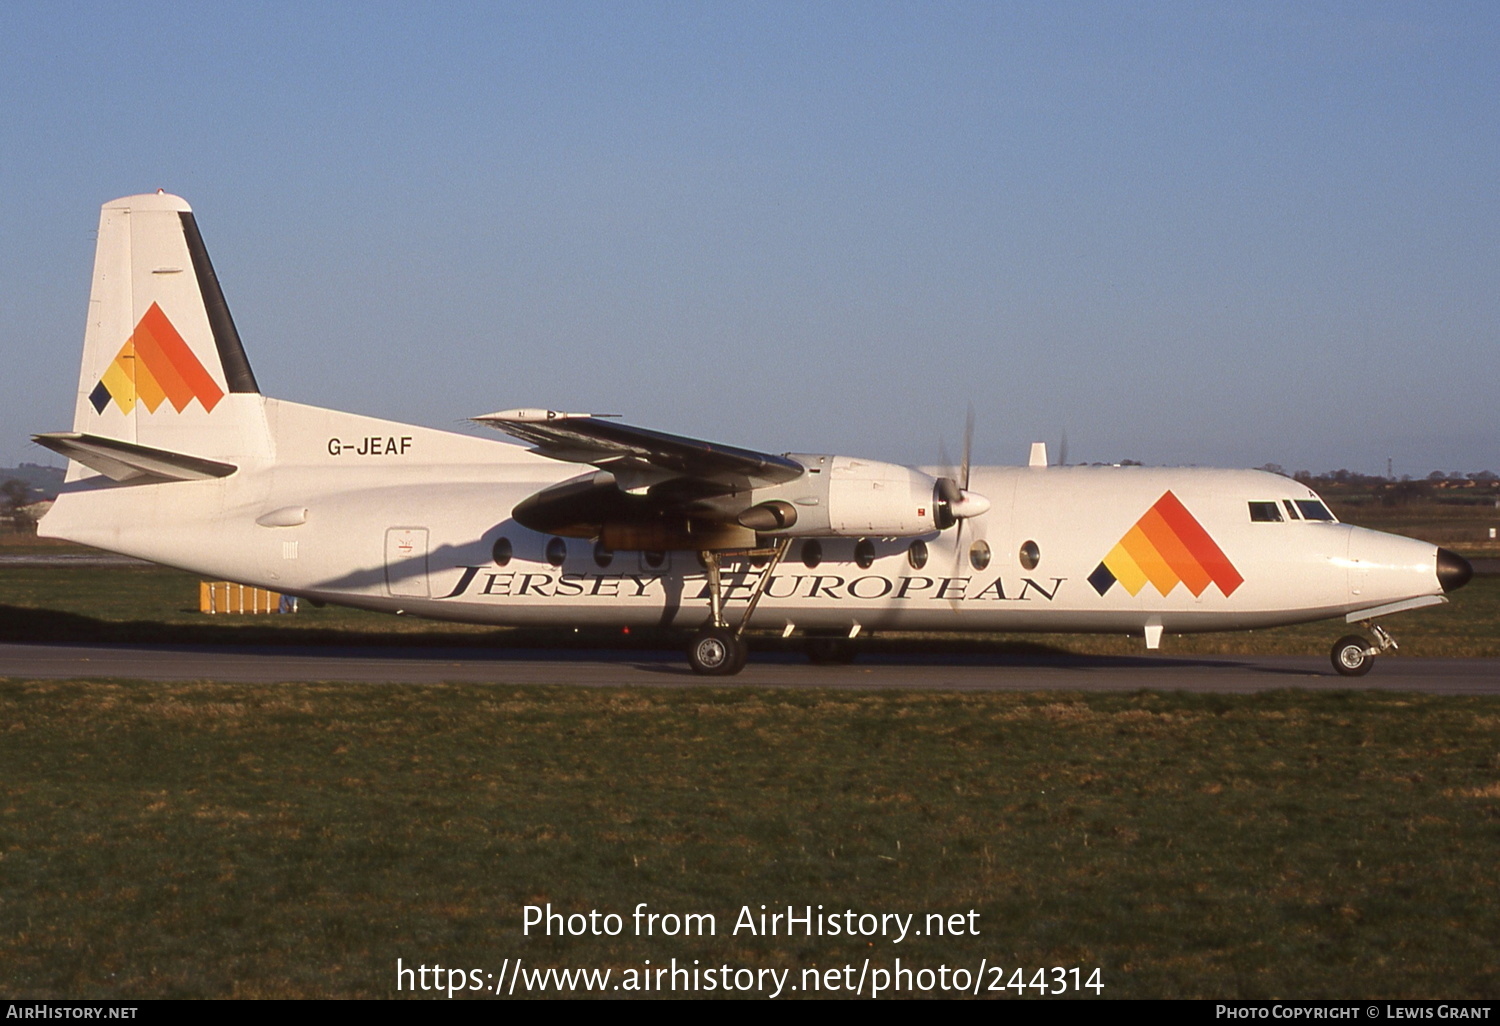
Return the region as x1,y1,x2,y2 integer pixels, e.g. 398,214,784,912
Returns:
2,1,1495,476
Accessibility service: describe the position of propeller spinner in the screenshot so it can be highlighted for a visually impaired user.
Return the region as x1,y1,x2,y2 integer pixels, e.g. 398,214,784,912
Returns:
933,404,990,529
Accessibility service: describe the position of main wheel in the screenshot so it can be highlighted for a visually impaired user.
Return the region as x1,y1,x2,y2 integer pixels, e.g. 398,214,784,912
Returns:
688,627,747,676
1331,635,1375,677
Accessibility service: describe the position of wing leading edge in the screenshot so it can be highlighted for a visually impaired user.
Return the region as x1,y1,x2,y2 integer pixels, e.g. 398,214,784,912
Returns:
473,409,804,495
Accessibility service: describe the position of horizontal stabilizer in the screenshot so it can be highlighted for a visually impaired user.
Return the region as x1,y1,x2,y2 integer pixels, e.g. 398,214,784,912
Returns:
33,432,237,484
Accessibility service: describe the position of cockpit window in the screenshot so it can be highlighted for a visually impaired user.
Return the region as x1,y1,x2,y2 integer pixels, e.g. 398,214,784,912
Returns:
1282,499,1300,520
1294,500,1336,522
1248,501,1283,522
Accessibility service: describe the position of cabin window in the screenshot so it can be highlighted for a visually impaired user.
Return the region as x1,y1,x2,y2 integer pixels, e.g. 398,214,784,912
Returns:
907,539,929,570
643,550,666,569
492,536,513,566
969,539,992,571
546,537,567,566
1248,502,1283,522
801,540,822,568
1019,539,1040,570
1295,500,1336,521
854,538,876,569
593,542,614,568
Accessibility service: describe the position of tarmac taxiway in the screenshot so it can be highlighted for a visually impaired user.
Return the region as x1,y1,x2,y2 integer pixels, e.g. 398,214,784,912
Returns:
1,642,1497,693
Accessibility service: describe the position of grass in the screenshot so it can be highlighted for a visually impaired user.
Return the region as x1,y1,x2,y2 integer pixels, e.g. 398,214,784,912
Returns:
1,684,1497,999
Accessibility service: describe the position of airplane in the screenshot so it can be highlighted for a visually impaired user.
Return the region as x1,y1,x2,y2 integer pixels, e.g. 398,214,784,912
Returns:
33,192,1474,677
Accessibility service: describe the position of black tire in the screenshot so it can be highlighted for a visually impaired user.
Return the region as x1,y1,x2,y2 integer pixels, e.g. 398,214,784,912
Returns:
805,637,857,665
689,627,746,676
1331,635,1375,677
726,634,750,676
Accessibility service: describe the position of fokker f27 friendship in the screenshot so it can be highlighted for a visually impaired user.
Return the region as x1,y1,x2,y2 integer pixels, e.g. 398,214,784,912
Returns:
36,193,1473,675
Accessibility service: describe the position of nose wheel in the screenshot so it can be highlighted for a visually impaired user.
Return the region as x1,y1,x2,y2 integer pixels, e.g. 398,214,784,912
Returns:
1330,635,1375,676
1330,623,1396,677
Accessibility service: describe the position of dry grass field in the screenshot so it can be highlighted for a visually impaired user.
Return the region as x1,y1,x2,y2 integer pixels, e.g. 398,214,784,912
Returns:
2,684,1498,999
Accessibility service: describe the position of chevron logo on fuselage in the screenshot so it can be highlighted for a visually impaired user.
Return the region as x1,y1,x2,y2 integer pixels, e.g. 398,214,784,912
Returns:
88,303,224,415
1088,490,1243,598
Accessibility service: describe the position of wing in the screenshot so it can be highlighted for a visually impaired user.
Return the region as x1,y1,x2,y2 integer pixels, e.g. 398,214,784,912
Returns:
473,409,804,495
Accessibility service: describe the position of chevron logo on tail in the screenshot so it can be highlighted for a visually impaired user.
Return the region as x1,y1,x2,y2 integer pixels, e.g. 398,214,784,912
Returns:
89,303,224,415
1088,491,1243,598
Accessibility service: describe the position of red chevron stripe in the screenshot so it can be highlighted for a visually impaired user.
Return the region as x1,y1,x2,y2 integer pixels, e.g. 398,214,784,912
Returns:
1152,491,1243,596
132,303,224,412
1138,505,1213,596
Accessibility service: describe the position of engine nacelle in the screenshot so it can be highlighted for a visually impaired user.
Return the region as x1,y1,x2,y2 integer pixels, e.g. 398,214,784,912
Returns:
513,456,981,552
753,455,940,538
827,456,941,535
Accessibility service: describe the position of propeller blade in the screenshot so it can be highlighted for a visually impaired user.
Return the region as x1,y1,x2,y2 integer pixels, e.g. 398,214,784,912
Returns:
961,403,975,491
933,404,988,533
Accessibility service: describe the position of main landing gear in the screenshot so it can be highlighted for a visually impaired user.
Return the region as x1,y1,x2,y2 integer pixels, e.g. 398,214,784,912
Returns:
687,626,747,676
1330,623,1397,677
686,538,793,676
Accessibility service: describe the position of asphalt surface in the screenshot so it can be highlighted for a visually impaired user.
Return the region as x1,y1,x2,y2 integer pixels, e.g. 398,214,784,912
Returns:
2,642,1498,693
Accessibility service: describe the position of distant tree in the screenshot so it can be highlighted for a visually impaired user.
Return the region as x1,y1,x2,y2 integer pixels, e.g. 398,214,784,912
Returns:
1256,463,1288,477
1,480,30,533
1428,471,1448,482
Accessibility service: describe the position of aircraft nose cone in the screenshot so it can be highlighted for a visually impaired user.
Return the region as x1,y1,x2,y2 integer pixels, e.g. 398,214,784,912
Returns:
1436,548,1473,593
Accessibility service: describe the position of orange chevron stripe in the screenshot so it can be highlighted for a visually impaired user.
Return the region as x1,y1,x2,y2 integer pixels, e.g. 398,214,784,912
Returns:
133,346,169,412
1118,523,1179,596
1095,491,1243,599
132,303,223,412
1153,491,1243,596
94,304,225,414
131,314,194,410
1138,505,1213,597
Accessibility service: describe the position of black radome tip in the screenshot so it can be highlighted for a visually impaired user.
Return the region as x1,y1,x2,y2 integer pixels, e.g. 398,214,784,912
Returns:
1436,548,1474,593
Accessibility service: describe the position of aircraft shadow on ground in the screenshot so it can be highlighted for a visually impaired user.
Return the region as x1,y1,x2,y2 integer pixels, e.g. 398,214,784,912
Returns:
0,603,1319,675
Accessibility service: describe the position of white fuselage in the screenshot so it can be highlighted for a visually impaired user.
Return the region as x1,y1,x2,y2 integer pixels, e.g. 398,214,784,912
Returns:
40,396,1446,638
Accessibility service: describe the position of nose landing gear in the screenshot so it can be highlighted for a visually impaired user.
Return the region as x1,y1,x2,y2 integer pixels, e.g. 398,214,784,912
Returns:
1330,623,1397,677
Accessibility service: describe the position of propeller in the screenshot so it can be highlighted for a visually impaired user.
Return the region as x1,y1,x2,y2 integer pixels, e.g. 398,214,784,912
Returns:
933,404,991,531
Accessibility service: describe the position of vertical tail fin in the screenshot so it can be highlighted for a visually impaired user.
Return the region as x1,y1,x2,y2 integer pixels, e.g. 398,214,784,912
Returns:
70,192,269,469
